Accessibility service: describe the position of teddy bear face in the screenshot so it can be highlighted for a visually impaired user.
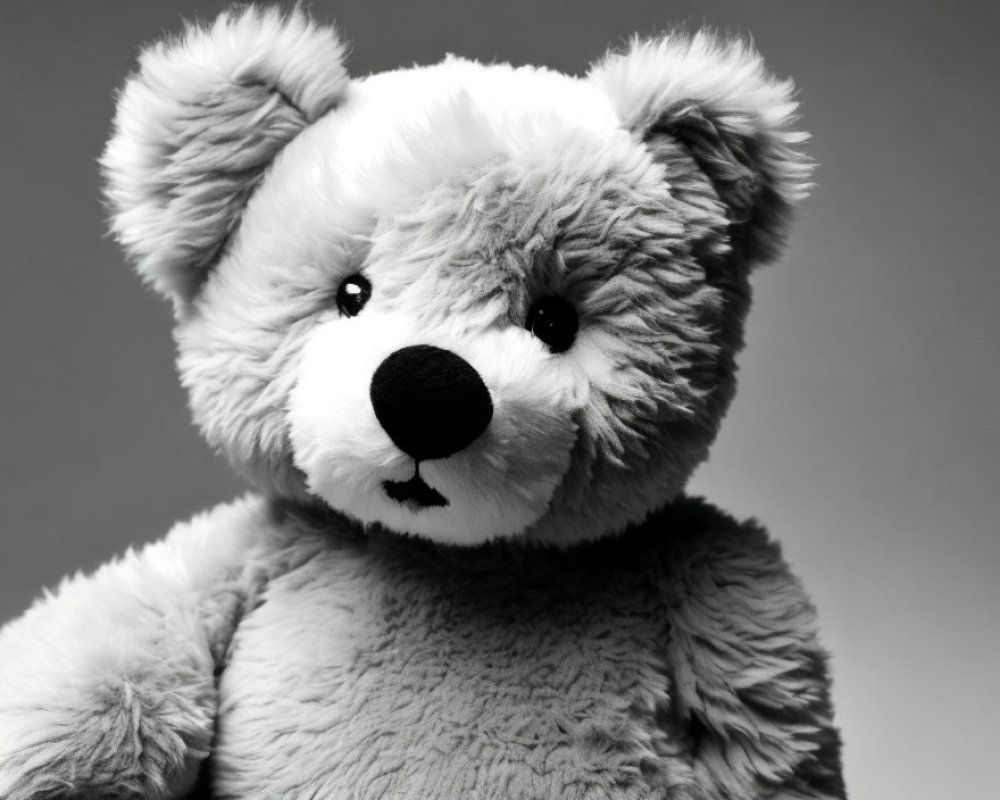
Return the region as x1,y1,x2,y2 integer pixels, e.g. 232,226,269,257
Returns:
175,63,731,545
102,9,809,546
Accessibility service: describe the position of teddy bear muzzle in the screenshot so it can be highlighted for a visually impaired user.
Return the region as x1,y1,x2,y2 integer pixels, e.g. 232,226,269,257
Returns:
370,344,494,462
371,344,494,510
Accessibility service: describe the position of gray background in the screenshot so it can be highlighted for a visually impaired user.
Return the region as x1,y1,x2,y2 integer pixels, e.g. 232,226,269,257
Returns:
1,1,997,798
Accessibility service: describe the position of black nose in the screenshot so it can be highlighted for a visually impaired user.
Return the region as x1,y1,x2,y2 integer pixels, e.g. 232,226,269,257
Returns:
370,345,493,462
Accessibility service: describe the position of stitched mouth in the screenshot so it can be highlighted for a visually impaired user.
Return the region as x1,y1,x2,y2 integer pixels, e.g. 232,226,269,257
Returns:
382,471,449,510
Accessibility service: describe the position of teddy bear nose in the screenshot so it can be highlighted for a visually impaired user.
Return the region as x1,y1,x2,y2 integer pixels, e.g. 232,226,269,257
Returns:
370,345,493,462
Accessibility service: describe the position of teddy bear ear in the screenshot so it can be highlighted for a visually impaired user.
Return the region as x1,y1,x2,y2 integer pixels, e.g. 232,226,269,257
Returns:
589,31,813,264
101,6,349,305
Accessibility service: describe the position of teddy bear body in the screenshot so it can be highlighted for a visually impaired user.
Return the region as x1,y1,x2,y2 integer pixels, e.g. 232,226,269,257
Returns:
212,497,840,800
0,493,836,800
0,8,843,799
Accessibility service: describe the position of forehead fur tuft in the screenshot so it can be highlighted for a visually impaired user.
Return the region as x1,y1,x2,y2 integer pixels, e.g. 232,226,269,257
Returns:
101,5,349,305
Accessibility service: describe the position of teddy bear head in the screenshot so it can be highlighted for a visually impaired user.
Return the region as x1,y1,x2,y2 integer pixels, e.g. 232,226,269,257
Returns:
102,7,811,546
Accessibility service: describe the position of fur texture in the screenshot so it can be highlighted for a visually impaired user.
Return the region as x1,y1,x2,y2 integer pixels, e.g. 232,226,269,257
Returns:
102,6,349,303
0,497,841,800
136,34,810,545
591,32,812,263
0,496,278,799
0,8,842,800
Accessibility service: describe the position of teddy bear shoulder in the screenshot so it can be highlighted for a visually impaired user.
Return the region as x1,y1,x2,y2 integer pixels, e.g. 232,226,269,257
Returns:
650,497,845,799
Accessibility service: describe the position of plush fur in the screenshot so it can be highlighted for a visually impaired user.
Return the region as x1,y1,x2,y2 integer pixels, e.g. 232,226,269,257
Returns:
0,7,842,799
0,497,841,800
102,6,349,303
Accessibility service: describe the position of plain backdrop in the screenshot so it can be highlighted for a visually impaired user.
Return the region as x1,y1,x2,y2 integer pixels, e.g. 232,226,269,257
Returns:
1,1,997,798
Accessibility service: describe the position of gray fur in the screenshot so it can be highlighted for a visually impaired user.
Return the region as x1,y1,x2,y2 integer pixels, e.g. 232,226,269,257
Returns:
164,52,811,541
0,12,843,800
0,495,842,799
360,146,733,544
203,495,841,799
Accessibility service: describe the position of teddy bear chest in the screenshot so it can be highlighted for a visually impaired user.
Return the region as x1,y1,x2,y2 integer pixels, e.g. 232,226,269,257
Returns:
210,535,694,799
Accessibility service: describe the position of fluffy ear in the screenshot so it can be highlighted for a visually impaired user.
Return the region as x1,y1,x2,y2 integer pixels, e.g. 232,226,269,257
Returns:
101,6,349,305
589,32,813,264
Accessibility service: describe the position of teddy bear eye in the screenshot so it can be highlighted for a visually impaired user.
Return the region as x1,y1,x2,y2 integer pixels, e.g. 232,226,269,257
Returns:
525,296,578,354
336,274,372,318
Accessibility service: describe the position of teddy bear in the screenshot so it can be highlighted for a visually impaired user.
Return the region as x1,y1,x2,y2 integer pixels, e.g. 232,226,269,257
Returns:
0,6,844,799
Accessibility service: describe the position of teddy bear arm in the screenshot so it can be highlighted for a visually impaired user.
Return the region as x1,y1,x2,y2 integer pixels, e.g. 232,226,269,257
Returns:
660,503,845,800
0,495,277,800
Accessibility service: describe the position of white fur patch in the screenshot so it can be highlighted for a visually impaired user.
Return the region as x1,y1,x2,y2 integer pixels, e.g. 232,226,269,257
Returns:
0,495,277,798
289,310,587,544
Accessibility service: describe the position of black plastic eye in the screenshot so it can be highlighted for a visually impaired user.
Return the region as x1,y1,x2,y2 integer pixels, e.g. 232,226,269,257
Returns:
336,274,372,318
525,296,578,353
